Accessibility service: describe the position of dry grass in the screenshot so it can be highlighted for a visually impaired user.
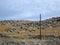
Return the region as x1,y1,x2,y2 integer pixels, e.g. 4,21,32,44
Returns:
0,20,60,40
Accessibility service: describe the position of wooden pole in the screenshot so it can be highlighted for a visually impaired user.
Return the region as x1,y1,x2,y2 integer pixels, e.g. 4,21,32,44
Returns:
40,14,41,40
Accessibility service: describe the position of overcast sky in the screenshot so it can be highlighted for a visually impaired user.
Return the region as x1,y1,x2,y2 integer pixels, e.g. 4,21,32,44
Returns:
0,0,60,20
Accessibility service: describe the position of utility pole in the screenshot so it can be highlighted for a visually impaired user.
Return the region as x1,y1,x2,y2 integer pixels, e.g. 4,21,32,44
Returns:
40,14,41,40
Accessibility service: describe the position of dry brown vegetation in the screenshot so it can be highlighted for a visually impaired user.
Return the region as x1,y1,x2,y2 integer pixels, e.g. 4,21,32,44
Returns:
0,17,60,40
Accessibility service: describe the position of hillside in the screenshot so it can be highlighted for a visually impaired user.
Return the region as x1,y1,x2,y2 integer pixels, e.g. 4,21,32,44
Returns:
0,17,60,40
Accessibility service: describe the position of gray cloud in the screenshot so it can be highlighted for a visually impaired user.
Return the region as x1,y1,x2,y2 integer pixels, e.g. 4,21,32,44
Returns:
0,0,60,20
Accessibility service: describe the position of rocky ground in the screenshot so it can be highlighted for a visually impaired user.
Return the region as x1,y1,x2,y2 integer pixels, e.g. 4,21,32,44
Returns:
0,17,60,45
0,17,60,39
0,40,60,45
